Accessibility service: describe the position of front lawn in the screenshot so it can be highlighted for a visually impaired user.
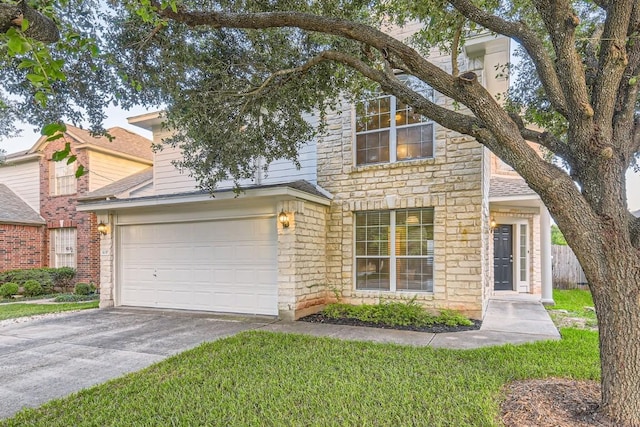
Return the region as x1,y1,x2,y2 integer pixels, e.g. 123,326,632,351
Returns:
0,301,98,321
2,328,599,426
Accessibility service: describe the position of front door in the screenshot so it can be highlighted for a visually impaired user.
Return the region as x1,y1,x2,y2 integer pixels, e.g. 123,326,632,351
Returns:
493,224,513,291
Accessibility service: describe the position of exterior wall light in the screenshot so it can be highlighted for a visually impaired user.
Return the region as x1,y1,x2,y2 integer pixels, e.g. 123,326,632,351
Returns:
490,217,497,231
97,222,110,235
278,210,290,228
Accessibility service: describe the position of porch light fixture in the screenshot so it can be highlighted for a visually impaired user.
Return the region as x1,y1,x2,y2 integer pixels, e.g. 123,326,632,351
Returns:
97,222,109,235
278,210,290,228
490,217,497,231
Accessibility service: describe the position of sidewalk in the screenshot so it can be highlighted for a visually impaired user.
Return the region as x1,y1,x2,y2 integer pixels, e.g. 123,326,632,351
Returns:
262,295,561,349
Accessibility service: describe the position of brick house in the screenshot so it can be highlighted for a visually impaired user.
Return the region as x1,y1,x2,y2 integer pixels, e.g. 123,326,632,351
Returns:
0,126,153,285
79,32,553,319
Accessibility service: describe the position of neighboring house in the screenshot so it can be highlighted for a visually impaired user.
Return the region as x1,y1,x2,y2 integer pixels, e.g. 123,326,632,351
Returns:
0,126,153,284
79,30,553,319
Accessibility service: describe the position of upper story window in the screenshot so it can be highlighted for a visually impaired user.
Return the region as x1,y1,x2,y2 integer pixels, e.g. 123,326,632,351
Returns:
355,75,434,166
52,160,76,195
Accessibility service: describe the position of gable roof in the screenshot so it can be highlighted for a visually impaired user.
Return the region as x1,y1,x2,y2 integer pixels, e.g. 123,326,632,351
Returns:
63,125,153,161
489,177,537,199
0,184,45,225
80,168,153,201
4,125,153,163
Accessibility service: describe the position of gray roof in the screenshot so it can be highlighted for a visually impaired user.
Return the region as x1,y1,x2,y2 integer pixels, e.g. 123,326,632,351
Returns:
80,168,153,201
79,179,331,205
489,177,537,198
632,209,640,218
0,185,45,225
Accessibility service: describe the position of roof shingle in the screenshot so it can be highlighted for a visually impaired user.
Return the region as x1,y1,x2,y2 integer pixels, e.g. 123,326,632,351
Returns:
0,185,44,225
80,168,153,200
489,177,537,199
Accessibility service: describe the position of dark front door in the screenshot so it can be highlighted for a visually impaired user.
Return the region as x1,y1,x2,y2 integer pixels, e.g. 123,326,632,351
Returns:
493,224,513,291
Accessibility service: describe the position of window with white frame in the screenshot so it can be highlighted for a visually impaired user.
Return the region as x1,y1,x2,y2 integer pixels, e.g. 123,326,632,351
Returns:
52,160,76,195
355,76,435,165
355,208,434,292
50,228,76,268
519,224,527,282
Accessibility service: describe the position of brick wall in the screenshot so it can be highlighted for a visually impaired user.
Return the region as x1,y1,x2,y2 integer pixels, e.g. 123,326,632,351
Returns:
0,224,45,271
40,137,100,285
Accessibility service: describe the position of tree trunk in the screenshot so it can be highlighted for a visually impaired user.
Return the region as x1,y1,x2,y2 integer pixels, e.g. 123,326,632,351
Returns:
587,243,640,425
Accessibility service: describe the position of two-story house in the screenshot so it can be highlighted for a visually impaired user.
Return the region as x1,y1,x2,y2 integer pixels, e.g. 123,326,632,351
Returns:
0,126,153,285
78,32,553,319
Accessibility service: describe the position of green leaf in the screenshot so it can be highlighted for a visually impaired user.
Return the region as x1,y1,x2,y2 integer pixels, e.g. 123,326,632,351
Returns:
46,133,64,142
26,74,46,83
75,164,87,178
7,36,23,54
21,18,29,32
42,123,67,136
66,155,77,165
630,76,638,86
51,151,68,162
34,92,47,107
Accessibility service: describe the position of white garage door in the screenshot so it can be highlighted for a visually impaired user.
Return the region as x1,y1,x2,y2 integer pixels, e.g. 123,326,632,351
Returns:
118,217,278,315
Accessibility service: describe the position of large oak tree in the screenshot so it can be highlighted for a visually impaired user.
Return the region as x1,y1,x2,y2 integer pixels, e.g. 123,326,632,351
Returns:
2,0,640,424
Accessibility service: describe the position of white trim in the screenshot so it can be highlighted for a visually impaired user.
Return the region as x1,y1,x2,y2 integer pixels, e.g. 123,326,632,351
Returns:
77,185,332,212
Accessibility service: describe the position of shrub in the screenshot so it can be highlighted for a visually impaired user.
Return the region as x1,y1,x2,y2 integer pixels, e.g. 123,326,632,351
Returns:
0,267,76,293
74,283,92,295
322,300,473,328
0,282,19,298
54,293,100,302
23,280,43,297
50,267,77,290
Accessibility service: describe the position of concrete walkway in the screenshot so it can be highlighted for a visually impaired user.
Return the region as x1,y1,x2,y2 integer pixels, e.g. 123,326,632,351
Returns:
263,294,561,349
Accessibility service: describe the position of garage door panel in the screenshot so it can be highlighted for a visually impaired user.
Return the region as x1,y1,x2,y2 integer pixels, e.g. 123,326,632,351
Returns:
119,218,278,315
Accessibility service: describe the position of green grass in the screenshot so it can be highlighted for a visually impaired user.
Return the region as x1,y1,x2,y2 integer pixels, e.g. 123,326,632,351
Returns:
0,301,98,321
1,328,599,427
548,289,597,328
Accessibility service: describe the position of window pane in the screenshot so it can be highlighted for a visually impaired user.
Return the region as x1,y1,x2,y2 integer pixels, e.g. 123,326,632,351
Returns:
396,257,433,291
356,130,390,165
51,228,76,268
520,224,527,282
356,258,390,291
396,124,433,161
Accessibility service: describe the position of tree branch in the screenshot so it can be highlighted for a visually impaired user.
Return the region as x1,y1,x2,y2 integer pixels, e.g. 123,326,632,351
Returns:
0,1,59,43
533,0,592,122
451,16,464,77
447,0,568,117
592,0,636,133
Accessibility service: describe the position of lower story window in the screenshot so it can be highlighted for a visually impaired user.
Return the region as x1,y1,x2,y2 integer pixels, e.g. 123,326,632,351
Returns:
355,208,434,292
50,228,76,268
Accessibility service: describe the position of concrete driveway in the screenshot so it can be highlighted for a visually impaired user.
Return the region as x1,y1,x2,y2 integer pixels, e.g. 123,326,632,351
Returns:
0,308,271,419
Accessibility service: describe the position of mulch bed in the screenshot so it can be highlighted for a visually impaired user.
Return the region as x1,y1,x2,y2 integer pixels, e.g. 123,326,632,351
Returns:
501,378,615,426
298,313,482,333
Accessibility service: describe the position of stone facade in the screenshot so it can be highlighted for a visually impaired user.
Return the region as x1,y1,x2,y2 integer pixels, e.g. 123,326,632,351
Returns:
0,224,45,271
277,200,329,320
315,96,487,318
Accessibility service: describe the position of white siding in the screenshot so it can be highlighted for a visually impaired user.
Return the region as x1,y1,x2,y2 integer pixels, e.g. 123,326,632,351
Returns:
0,160,40,211
152,120,318,195
129,182,154,198
88,152,151,192
261,138,318,185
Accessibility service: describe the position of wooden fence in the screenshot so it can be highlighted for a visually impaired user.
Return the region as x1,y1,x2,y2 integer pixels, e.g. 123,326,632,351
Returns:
552,245,588,289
